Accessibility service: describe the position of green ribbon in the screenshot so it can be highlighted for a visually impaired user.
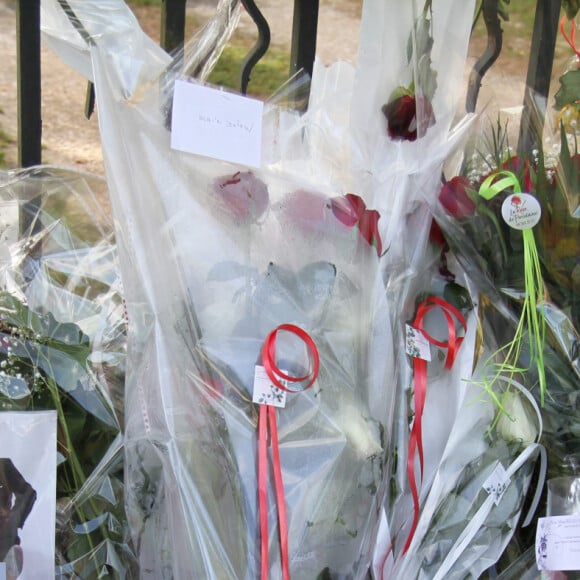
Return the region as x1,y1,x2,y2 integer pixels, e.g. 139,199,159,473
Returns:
478,170,547,408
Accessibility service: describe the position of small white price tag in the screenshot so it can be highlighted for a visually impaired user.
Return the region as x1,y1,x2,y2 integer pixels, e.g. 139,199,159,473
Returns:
501,193,541,230
536,514,580,571
405,324,431,361
171,80,264,168
0,563,5,580
483,462,511,505
252,365,287,408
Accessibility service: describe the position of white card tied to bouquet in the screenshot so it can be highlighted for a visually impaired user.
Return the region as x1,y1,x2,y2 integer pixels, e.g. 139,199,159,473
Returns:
41,0,398,577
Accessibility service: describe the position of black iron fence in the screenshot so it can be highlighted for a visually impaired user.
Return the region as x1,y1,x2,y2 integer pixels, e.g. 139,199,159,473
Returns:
16,0,562,168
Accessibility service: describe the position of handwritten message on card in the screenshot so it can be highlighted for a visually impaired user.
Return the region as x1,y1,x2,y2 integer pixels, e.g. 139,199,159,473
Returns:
536,514,580,571
171,80,264,167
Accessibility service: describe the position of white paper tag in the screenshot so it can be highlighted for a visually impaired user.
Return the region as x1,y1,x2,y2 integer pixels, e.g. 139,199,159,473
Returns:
501,193,541,230
252,365,287,408
483,462,511,505
0,201,19,246
536,514,580,571
0,563,5,580
405,325,431,361
171,80,264,168
0,411,57,578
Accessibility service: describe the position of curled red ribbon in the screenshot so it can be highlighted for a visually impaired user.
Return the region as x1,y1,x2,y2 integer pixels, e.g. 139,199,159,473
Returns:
258,324,319,580
402,296,467,555
561,16,580,67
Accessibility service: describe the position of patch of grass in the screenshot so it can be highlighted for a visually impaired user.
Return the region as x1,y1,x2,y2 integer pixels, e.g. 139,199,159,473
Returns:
208,43,291,99
0,125,12,169
128,0,161,6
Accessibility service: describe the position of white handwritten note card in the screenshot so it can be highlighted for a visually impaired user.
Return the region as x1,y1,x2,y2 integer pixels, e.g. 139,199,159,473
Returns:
171,80,264,167
536,515,580,571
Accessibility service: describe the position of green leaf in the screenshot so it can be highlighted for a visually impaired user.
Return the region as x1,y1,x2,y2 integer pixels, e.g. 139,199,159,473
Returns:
443,282,474,312
498,0,511,21
554,70,580,110
563,0,580,20
405,14,438,100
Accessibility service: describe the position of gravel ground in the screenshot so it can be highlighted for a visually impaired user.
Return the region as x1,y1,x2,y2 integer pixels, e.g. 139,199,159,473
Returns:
0,0,530,176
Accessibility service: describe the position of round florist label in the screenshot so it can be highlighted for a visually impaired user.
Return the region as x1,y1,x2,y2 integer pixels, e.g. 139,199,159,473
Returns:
501,193,541,230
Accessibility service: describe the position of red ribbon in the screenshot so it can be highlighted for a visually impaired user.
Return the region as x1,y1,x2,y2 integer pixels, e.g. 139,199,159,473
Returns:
258,324,319,580
402,296,467,555
561,16,580,67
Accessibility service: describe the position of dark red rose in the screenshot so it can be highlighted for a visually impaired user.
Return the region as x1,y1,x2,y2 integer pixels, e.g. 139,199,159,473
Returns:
382,95,435,141
439,176,476,219
213,171,269,223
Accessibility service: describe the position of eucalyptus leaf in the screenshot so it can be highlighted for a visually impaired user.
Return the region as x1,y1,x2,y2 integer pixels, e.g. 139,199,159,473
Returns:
417,54,438,101
554,70,580,110
407,14,434,64
207,261,257,282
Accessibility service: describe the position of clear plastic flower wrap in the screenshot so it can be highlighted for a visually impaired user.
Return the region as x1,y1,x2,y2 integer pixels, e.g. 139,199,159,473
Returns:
0,166,135,578
41,0,396,577
41,0,480,577
372,225,546,579
428,26,580,568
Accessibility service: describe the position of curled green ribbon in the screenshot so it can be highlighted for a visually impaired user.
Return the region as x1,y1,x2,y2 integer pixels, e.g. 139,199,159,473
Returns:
478,171,547,409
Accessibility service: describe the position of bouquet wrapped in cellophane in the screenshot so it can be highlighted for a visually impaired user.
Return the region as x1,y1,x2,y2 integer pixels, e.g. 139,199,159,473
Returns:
0,166,135,577
45,0,536,578
336,0,532,577
42,0,396,577
378,225,546,579
425,11,580,569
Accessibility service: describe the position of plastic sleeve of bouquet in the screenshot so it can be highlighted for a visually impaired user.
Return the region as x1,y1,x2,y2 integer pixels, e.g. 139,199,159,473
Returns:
47,1,401,576
319,0,478,316
377,253,479,566
0,167,136,576
348,0,476,227
42,0,241,100
41,0,170,85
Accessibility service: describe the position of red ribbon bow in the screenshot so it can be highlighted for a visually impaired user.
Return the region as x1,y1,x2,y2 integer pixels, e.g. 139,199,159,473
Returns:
402,296,467,555
258,324,319,580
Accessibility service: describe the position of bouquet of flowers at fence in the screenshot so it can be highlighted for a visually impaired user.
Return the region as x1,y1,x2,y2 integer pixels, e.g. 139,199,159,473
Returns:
425,12,580,567
42,0,399,577
374,222,546,578
0,167,135,578
40,0,487,577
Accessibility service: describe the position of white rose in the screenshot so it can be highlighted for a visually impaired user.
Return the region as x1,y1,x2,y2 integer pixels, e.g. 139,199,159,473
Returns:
336,402,383,459
497,392,538,447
